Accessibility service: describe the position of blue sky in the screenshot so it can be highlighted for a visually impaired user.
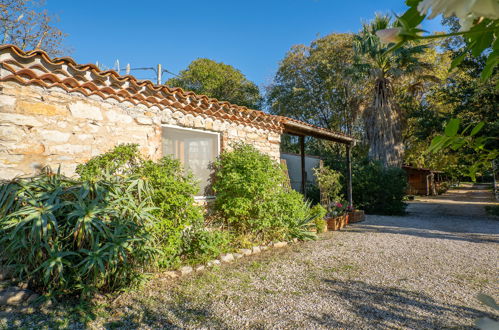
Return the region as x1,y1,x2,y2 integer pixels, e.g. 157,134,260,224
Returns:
45,0,443,88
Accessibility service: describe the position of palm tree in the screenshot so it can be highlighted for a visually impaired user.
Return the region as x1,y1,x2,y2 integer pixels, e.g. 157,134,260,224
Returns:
354,14,434,167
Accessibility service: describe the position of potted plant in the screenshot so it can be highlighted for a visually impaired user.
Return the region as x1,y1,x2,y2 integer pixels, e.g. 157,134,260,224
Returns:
314,166,347,231
326,202,348,230
347,205,365,223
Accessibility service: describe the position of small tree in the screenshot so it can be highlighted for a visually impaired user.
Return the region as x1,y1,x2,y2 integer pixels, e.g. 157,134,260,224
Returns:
314,166,344,208
166,58,262,109
0,0,67,56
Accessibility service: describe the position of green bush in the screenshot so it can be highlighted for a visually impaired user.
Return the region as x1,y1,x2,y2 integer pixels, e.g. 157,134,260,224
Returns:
212,143,311,242
0,169,160,297
76,144,203,268
310,204,328,233
352,160,407,215
180,225,232,264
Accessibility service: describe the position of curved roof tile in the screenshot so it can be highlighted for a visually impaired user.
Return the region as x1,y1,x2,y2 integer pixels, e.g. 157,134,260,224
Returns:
0,44,354,143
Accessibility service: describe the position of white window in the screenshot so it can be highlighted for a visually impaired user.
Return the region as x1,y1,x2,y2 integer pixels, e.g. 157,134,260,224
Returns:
161,125,219,196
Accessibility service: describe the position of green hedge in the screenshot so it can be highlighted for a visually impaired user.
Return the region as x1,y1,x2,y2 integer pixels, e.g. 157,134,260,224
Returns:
212,143,314,242
352,160,407,215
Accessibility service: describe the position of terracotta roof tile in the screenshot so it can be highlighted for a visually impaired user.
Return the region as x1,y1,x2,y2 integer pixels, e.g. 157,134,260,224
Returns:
0,44,354,142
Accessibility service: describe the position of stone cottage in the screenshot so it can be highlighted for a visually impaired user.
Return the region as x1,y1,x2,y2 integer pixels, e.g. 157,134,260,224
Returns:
0,45,355,198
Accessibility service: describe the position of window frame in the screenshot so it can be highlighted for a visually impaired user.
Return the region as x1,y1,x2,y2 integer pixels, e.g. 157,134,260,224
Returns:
161,124,220,200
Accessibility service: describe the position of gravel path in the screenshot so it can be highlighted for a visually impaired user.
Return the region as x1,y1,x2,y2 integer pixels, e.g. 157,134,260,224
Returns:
1,184,498,329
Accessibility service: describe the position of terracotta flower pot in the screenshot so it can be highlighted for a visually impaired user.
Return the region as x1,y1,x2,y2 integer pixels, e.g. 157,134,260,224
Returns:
347,210,365,223
326,216,343,231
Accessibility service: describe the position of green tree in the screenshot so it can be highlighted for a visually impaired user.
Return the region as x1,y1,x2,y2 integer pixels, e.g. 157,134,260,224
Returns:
354,14,435,167
402,17,498,179
267,33,364,136
166,58,262,109
0,0,66,56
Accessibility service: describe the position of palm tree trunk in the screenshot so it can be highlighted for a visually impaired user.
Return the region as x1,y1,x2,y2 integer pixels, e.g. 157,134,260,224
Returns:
364,78,403,167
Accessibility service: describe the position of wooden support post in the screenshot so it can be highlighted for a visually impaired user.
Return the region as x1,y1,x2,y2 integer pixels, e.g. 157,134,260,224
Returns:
346,143,353,208
300,135,306,196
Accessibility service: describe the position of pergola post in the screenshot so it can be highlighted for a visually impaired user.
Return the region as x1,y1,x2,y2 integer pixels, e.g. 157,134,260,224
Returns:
300,135,306,196
346,143,353,208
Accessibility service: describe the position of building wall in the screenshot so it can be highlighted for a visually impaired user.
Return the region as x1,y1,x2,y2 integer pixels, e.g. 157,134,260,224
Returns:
0,81,281,180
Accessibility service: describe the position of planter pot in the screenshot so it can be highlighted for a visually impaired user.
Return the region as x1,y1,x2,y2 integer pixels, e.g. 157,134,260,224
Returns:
339,214,347,228
326,215,346,231
348,210,365,223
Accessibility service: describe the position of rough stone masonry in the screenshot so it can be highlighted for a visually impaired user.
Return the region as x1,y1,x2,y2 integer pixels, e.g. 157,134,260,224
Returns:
0,81,281,180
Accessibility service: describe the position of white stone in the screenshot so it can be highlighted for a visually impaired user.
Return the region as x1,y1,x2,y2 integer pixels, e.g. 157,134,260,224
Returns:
239,249,252,256
228,128,238,137
0,125,23,141
220,253,235,263
39,130,70,143
77,134,93,141
164,271,179,279
179,266,193,275
268,135,281,143
195,265,205,272
0,94,16,106
0,113,43,127
49,144,91,154
0,288,32,305
233,253,244,259
207,260,221,267
252,246,261,254
273,242,288,248
260,246,269,251
105,110,133,123
135,116,153,125
68,101,103,120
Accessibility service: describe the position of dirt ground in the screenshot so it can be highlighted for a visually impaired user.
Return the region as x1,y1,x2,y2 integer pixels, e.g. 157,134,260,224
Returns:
1,184,498,329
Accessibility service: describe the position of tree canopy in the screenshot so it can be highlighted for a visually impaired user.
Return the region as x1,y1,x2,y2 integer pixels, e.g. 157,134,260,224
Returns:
166,58,263,109
266,33,364,136
0,0,66,56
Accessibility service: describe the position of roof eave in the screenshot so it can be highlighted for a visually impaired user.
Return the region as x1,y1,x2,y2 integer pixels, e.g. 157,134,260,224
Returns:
282,120,356,145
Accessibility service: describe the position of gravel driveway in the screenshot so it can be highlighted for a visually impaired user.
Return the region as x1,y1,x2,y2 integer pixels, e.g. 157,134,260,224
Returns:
2,184,498,329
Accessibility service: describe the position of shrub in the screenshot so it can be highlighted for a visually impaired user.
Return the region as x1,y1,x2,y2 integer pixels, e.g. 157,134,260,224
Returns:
310,204,327,233
352,160,407,215
212,143,311,242
76,144,203,268
0,169,160,297
180,225,232,264
314,166,344,206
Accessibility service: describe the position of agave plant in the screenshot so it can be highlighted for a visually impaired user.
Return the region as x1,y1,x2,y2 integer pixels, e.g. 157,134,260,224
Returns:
286,201,319,241
0,167,161,298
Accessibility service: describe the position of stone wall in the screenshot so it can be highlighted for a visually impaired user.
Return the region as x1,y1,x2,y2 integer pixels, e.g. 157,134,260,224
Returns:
0,81,281,180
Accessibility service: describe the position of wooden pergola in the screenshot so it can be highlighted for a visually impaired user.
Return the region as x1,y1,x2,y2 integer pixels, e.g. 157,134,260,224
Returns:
282,120,356,207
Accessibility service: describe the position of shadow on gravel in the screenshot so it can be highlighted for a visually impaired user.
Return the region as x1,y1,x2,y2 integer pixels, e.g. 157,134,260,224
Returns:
311,279,496,328
101,297,231,329
344,224,499,244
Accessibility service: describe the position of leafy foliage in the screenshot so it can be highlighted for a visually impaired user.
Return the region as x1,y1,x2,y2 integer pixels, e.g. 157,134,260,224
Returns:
309,204,327,233
0,168,160,297
76,144,203,268
0,0,67,56
166,58,262,109
266,33,364,136
180,225,232,265
212,143,312,242
352,160,408,215
314,166,344,207
429,119,498,181
393,0,499,81
354,13,435,167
